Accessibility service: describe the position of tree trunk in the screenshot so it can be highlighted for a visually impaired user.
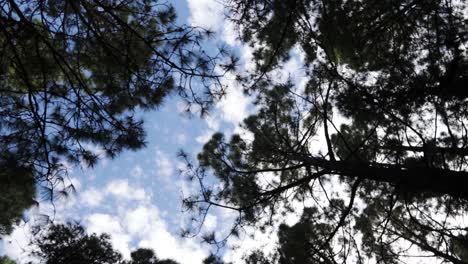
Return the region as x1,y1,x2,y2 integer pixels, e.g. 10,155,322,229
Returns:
379,145,468,156
299,155,468,199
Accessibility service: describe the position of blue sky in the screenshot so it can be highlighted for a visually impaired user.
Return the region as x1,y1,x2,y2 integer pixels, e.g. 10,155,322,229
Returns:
4,2,468,263
0,1,308,263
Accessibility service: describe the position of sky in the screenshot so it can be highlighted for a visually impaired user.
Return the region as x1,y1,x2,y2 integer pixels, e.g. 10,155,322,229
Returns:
4,2,467,263
0,1,309,263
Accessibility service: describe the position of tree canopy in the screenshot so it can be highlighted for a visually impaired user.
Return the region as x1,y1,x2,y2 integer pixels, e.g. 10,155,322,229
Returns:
2,0,468,263
182,0,468,263
29,222,181,264
0,158,35,235
30,222,122,264
202,254,228,264
128,248,180,264
0,256,16,264
0,0,231,235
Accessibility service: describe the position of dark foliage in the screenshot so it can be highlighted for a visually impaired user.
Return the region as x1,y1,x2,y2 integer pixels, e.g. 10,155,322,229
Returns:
30,222,122,264
182,0,468,263
130,248,159,264
30,222,181,264
202,253,228,264
0,158,35,235
0,0,232,235
0,256,16,264
126,248,180,264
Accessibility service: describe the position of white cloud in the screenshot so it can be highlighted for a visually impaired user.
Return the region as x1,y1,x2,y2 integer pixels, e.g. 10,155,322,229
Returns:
1,224,34,263
136,215,208,264
187,0,255,131
124,206,156,236
223,226,279,264
103,203,210,264
1,175,212,264
186,0,240,49
86,213,132,259
176,100,189,113
203,214,218,232
221,21,240,46
212,72,252,128
155,149,174,179
196,129,215,144
81,144,109,168
131,165,144,178
81,187,104,207
106,179,147,201
88,173,97,181
186,0,224,31
139,233,207,264
68,177,81,191
205,114,220,131
174,133,188,145
239,44,256,71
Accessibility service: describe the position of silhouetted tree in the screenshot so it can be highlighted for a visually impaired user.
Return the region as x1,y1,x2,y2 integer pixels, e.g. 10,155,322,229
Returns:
202,253,227,264
0,159,35,235
30,222,122,264
129,248,159,264
156,260,180,264
127,248,180,264
242,250,272,264
0,0,231,235
30,223,181,264
242,208,357,264
277,208,334,264
0,256,16,264
182,0,468,263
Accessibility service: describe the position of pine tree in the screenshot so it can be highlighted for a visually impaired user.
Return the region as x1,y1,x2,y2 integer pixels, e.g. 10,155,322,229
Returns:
127,248,180,264
30,223,181,264
0,0,230,235
202,254,228,264
0,158,35,235
0,256,16,264
183,0,468,263
31,223,122,264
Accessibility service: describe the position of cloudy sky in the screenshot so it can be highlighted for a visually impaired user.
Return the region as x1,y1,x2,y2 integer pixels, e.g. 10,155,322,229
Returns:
0,1,308,263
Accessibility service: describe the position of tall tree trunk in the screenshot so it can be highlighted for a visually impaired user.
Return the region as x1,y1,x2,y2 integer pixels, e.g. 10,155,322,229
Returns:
299,155,468,199
379,145,468,156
